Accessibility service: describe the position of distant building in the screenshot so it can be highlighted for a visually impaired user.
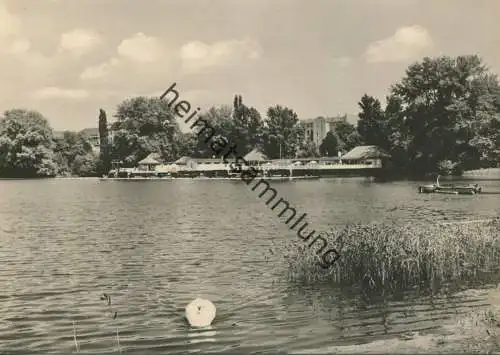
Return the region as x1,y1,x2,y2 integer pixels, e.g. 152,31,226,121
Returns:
78,127,116,155
301,115,348,147
52,127,115,155
79,128,100,147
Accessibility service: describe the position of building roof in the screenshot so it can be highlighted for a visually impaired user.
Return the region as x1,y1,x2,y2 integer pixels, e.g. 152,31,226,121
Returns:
174,156,194,165
53,130,65,139
149,152,161,160
193,158,225,163
138,153,161,165
243,148,268,161
301,115,348,124
341,145,391,160
80,128,99,136
318,156,341,161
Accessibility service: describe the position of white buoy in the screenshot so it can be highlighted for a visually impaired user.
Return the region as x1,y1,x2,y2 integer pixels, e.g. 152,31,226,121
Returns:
185,298,216,328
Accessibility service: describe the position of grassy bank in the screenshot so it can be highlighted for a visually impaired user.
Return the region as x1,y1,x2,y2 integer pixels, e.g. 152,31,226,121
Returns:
286,219,500,289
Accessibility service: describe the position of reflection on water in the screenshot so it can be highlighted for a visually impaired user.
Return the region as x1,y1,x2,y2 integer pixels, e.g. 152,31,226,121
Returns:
0,178,499,353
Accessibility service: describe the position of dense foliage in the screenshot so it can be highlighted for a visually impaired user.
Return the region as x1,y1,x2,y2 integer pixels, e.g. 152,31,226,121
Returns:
106,96,183,167
53,131,96,177
97,108,111,175
0,109,58,177
356,55,500,176
1,54,498,178
319,131,339,157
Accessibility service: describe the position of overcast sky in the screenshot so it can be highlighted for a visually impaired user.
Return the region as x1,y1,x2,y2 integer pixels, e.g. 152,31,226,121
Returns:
1,0,499,132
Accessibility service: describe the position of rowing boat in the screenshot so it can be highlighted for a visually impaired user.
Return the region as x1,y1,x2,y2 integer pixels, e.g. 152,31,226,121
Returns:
417,175,481,194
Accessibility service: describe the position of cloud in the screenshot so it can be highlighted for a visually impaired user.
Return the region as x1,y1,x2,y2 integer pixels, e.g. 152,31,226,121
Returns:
80,32,166,80
0,2,64,79
80,34,262,84
32,86,89,100
117,32,166,63
5,38,31,54
58,29,102,55
364,25,433,63
179,38,262,73
0,3,59,102
0,2,21,37
0,2,31,56
80,58,120,80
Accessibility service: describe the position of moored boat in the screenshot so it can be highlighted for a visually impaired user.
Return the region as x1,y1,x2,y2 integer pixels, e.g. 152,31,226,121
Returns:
418,175,481,195
437,183,481,194
436,175,481,194
418,184,437,193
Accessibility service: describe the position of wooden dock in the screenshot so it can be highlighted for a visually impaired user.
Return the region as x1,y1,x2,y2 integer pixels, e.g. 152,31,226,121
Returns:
100,175,320,182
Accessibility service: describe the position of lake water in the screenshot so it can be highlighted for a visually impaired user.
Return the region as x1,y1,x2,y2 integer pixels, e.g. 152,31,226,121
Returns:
1,177,500,354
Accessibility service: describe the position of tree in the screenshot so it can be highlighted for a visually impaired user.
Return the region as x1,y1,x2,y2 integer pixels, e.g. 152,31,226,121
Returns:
53,131,96,176
296,140,319,158
97,108,111,174
231,95,264,155
71,154,98,176
201,105,234,157
262,105,304,159
333,121,360,152
111,96,181,165
319,131,339,157
357,94,388,149
174,132,200,158
383,94,409,170
193,98,265,157
0,109,58,177
388,55,500,176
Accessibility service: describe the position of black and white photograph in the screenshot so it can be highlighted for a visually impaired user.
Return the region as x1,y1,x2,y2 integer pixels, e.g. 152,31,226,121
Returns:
1,0,500,353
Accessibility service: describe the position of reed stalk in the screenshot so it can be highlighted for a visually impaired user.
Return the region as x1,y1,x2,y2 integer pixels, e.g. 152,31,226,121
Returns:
285,218,500,289
115,327,121,353
100,293,121,353
72,320,80,353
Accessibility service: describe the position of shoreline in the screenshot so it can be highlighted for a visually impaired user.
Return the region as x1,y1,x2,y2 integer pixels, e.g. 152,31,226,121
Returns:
97,175,321,181
2,168,499,181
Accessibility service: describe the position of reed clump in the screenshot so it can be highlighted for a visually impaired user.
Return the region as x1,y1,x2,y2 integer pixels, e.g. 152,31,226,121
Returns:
286,219,500,289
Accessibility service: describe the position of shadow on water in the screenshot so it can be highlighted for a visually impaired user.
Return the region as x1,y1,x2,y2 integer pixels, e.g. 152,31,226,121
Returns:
279,268,500,352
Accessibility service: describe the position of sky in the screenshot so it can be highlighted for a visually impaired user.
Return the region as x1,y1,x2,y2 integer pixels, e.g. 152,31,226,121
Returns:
1,0,499,132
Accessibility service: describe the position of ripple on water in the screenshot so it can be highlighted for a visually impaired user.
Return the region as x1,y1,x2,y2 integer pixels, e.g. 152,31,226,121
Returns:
0,179,499,353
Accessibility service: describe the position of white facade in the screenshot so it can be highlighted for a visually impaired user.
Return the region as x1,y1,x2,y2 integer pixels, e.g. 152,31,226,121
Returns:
301,115,347,147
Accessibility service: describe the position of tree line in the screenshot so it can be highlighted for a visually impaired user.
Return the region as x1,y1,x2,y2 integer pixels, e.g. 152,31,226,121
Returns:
0,54,498,178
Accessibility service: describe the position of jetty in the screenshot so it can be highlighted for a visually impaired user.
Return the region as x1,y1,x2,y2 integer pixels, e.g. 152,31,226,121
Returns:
462,167,500,180
103,146,391,180
100,175,321,182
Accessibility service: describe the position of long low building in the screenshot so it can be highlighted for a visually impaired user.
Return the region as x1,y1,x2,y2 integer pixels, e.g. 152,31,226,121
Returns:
108,146,391,178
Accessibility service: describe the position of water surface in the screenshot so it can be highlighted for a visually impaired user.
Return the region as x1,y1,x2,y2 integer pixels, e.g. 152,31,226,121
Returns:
1,178,499,353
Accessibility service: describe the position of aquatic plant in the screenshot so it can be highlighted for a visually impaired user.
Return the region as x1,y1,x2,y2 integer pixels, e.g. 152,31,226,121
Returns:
100,293,121,353
72,320,80,353
285,218,500,290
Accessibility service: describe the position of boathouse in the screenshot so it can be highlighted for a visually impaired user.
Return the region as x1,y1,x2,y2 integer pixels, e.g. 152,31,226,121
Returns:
341,145,391,167
243,148,269,167
174,156,198,169
137,153,161,171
